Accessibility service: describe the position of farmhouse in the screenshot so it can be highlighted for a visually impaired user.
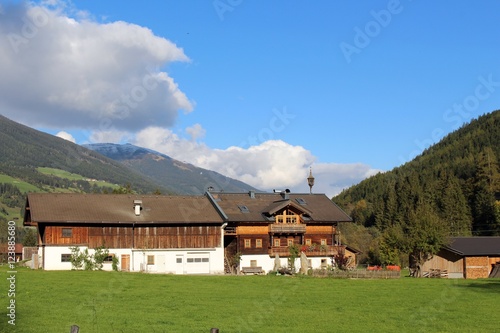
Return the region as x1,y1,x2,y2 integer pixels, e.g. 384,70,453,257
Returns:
24,193,226,274
23,189,353,274
421,237,500,279
208,190,352,273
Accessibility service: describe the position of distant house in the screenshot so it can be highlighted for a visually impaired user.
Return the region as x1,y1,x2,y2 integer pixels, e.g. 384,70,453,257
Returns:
23,190,354,274
0,243,23,262
421,237,500,279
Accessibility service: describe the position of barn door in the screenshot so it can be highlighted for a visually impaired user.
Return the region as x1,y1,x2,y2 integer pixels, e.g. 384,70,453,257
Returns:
121,254,130,271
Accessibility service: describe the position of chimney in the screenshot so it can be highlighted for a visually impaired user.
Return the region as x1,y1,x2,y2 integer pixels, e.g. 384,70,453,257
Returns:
249,190,255,199
281,189,290,200
134,200,142,216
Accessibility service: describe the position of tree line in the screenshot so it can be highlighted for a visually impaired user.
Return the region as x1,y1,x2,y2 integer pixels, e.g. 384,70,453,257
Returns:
334,110,500,268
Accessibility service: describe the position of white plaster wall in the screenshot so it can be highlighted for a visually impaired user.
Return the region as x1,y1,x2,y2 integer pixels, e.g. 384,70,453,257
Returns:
43,245,225,274
43,246,75,270
240,254,333,273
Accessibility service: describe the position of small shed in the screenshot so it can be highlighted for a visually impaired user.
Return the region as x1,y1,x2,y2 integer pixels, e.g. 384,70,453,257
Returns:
422,237,500,279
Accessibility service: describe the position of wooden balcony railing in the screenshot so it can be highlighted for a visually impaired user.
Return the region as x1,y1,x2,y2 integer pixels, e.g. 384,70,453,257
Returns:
269,245,345,257
269,224,306,234
223,226,236,235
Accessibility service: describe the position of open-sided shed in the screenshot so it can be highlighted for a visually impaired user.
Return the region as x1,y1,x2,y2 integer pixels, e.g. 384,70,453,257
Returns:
422,237,500,279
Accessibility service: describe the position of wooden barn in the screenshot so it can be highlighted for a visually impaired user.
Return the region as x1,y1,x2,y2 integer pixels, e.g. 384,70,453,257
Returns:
421,237,500,279
24,193,225,274
207,190,352,273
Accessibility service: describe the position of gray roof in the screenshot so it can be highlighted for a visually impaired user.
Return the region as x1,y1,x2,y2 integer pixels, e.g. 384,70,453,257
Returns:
445,237,500,256
25,193,224,224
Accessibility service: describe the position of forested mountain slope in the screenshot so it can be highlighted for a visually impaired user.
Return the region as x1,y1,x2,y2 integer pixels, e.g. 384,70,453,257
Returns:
335,110,500,237
0,115,168,193
0,114,172,222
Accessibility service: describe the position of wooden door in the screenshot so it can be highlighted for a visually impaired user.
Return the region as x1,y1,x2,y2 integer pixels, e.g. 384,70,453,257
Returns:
121,254,130,271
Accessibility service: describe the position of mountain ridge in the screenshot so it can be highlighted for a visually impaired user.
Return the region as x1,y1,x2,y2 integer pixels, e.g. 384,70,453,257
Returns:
83,143,260,195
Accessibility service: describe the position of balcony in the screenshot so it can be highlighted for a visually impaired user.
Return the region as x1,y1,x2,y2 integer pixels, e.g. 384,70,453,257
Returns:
269,245,345,257
269,224,306,234
223,226,236,235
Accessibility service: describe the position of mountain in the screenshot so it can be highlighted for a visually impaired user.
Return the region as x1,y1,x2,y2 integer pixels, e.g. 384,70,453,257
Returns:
334,110,500,237
83,143,260,195
0,114,174,222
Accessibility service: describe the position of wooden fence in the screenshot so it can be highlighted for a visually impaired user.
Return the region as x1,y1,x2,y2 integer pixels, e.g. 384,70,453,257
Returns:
311,269,401,279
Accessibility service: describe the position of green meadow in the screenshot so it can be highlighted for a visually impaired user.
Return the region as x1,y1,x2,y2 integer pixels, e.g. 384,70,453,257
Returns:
36,167,120,189
1,265,499,333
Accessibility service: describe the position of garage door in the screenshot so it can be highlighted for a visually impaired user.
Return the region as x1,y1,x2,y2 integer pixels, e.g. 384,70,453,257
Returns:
185,252,210,274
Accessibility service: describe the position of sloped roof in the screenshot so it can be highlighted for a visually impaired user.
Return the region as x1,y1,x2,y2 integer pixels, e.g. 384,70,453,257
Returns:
25,193,224,224
445,237,500,256
208,192,352,223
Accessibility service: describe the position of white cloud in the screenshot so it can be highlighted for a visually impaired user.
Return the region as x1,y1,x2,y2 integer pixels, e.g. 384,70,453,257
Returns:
0,2,192,132
55,131,75,143
133,126,380,197
186,123,206,141
89,130,132,144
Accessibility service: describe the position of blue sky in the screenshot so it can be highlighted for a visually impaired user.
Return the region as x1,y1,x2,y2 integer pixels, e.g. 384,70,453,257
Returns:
1,1,499,196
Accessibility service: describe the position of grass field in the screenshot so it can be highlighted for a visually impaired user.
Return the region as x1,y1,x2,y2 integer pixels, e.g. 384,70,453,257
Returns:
0,174,41,193
1,265,499,333
37,167,120,189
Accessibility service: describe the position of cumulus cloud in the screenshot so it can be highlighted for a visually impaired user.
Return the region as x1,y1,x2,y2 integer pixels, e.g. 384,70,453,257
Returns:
133,126,380,197
0,2,192,132
0,1,379,198
55,131,75,143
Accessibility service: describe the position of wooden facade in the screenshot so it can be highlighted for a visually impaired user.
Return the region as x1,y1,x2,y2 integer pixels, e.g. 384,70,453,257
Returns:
41,224,221,249
210,191,353,272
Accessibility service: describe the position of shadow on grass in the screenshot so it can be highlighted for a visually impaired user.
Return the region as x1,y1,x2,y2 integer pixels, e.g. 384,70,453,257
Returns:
457,279,500,292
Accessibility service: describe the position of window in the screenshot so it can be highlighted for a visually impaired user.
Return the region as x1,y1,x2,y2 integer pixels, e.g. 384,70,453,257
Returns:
61,228,72,238
187,257,209,263
296,198,307,206
305,239,312,246
250,260,258,267
147,255,155,265
274,239,280,247
286,216,297,224
104,255,114,263
287,239,294,246
256,239,262,248
176,258,182,264
321,239,327,246
238,205,250,213
244,239,251,248
321,259,328,268
61,254,71,262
